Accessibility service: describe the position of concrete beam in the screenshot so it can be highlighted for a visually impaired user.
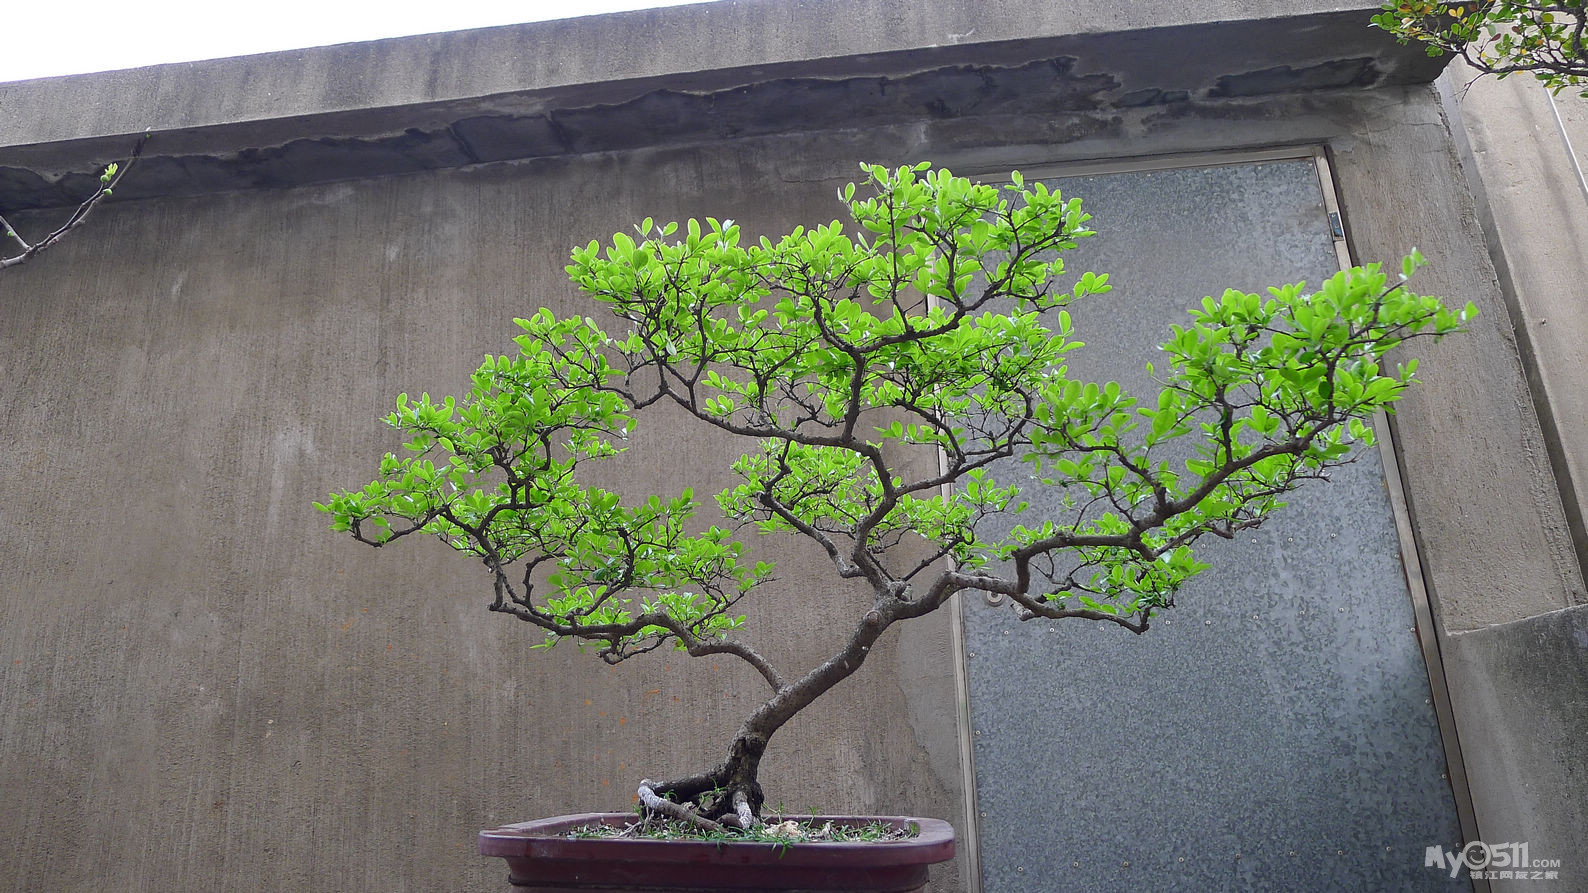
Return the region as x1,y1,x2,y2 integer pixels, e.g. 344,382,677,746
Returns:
0,2,1442,210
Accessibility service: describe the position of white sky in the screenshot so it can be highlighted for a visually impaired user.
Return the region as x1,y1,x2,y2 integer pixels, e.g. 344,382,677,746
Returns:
0,1,721,84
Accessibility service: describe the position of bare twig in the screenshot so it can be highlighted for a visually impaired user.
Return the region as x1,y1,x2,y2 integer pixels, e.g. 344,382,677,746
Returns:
1,134,148,271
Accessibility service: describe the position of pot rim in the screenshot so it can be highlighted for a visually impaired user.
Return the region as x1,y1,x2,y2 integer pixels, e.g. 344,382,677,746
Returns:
478,813,956,867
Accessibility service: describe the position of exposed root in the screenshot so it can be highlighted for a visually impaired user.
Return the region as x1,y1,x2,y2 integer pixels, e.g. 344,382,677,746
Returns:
574,816,915,842
731,789,758,830
638,773,768,832
637,780,727,834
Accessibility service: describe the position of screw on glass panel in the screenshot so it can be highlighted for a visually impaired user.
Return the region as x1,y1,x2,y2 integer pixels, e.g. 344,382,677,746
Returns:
1178,857,1185,863
1072,861,1080,868
983,591,1004,606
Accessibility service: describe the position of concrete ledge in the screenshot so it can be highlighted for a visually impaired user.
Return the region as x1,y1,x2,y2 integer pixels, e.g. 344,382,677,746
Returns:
0,2,1442,210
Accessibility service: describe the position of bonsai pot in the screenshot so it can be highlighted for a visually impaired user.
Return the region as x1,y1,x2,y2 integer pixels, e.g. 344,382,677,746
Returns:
478,813,956,892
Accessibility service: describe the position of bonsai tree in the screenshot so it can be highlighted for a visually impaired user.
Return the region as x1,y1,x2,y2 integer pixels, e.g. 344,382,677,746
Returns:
319,162,1470,833
1374,0,1588,96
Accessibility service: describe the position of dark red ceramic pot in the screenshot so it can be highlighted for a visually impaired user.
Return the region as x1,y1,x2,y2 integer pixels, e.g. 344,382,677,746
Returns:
478,813,955,892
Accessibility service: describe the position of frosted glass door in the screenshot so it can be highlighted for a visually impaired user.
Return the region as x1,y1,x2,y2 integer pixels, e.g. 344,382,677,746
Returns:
963,160,1465,892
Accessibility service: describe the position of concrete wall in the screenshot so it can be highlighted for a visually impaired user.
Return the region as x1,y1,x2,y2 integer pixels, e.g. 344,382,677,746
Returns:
1,2,1583,890
1437,59,1588,607
0,143,970,892
1431,59,1588,889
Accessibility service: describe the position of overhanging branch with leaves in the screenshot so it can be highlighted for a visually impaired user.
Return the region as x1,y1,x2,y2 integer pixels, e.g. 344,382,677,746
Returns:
1376,0,1588,94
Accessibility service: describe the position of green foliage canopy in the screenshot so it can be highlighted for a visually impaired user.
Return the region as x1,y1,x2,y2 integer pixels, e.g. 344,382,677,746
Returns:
320,161,1470,668
1375,0,1588,95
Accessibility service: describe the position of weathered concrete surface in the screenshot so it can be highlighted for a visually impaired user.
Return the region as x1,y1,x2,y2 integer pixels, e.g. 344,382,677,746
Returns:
0,3,1442,211
0,144,969,892
1442,604,1588,890
1437,59,1588,596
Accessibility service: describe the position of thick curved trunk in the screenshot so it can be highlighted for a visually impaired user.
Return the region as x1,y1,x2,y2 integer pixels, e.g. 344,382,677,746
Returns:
647,607,897,826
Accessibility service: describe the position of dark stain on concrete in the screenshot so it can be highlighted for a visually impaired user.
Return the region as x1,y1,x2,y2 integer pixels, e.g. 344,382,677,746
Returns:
238,129,461,189
493,57,1119,160
0,166,111,211
451,115,566,164
0,167,59,210
1117,88,1190,108
1208,58,1380,98
0,54,1397,211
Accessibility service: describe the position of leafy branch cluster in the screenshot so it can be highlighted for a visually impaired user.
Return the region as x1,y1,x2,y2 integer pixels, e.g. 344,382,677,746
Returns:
321,162,1468,824
318,313,775,676
1375,0,1588,94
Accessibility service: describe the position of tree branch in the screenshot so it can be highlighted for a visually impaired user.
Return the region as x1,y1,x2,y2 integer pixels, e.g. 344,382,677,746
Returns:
1,134,147,271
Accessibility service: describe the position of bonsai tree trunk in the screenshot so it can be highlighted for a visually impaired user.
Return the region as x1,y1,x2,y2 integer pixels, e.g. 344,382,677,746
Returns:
643,603,898,828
